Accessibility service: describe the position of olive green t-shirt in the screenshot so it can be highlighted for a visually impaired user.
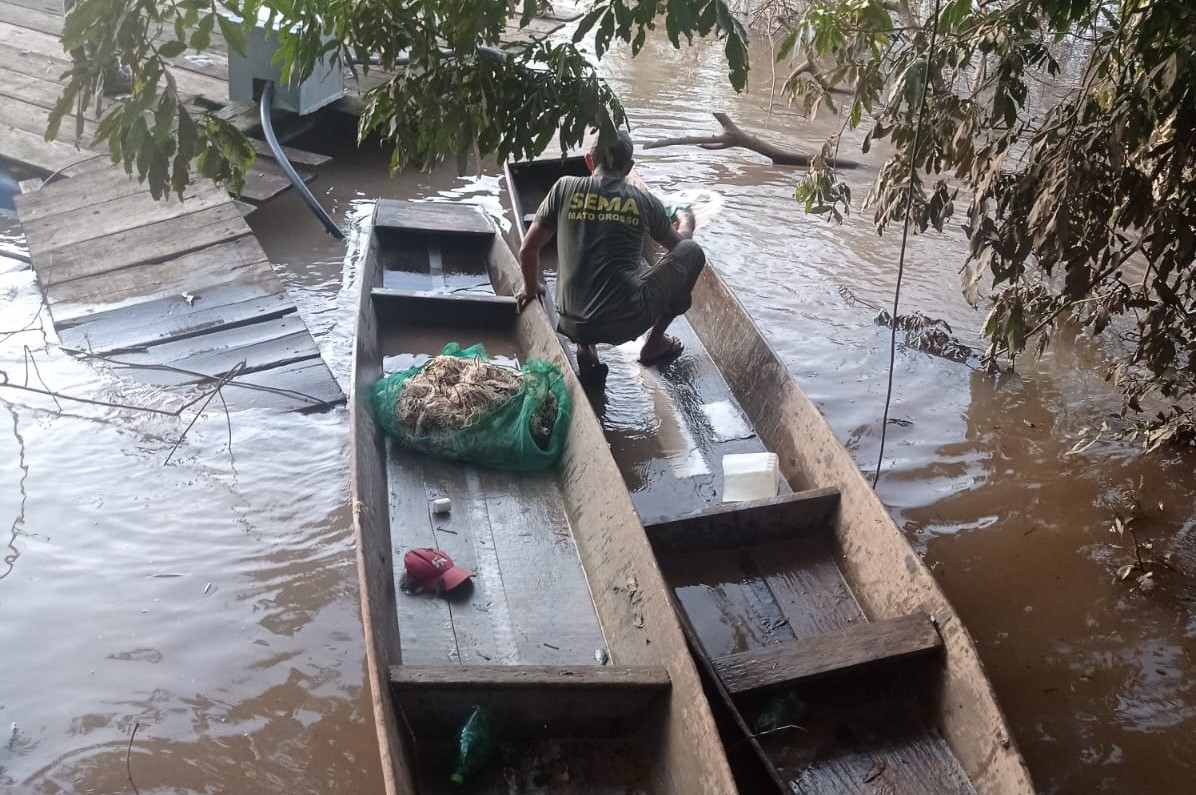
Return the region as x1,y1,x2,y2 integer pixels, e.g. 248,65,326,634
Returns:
534,174,672,342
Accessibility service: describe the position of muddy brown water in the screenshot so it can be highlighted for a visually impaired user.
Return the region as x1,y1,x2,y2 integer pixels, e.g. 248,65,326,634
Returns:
2,31,1195,795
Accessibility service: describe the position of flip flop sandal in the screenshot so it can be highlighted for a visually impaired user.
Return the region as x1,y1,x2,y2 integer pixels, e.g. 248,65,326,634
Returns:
578,361,609,386
638,335,684,366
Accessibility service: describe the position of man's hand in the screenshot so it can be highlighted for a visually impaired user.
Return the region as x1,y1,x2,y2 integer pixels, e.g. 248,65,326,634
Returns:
673,208,696,240
515,280,546,313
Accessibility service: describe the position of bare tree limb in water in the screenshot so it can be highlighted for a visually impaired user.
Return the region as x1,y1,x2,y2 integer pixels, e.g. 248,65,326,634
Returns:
0,400,27,581
126,721,140,795
644,113,862,168
0,355,244,465
163,362,245,465
60,347,339,409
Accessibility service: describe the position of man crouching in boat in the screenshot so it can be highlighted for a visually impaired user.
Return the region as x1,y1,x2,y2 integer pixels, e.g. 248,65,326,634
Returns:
514,130,705,377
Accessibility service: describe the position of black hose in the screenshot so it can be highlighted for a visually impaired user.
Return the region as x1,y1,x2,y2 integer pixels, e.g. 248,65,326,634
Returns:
259,81,344,240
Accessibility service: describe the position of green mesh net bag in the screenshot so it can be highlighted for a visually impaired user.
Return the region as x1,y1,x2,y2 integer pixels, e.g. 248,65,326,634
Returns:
372,343,570,471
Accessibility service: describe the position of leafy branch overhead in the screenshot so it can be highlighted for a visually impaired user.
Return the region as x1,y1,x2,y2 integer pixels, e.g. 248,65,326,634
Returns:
774,0,1196,446
51,0,750,200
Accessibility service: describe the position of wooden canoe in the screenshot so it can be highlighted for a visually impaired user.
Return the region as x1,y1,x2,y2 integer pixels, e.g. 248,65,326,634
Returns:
503,156,1037,794
348,199,739,794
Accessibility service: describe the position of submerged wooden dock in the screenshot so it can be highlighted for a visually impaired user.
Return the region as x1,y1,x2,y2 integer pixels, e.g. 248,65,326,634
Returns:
0,0,584,413
14,162,345,411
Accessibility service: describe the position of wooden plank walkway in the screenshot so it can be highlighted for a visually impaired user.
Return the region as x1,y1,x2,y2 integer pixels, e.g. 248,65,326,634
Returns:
13,163,344,412
0,0,581,413
0,0,329,204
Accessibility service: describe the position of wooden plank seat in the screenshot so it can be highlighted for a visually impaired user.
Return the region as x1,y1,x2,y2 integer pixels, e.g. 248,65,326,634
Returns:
389,665,671,739
371,289,515,327
373,200,497,236
712,613,943,696
642,487,841,553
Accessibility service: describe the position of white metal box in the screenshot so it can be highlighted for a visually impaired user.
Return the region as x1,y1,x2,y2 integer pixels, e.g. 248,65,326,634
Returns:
226,19,344,115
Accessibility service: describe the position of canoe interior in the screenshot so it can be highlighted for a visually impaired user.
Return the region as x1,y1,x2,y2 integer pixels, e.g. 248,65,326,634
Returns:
504,159,783,518
504,157,1031,794
357,204,658,792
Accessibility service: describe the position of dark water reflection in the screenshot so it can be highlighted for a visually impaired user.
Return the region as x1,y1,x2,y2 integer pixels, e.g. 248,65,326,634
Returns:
2,27,1194,795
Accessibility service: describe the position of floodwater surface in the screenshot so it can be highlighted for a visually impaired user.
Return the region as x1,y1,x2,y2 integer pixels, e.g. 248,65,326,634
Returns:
1,27,1194,795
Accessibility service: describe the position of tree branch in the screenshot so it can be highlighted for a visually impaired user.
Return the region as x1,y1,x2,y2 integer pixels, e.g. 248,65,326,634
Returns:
645,113,862,168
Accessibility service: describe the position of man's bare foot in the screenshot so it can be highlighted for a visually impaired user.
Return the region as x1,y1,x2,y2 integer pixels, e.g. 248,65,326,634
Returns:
638,334,683,365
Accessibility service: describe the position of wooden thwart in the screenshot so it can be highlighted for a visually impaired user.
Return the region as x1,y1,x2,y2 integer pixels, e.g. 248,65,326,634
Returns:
713,613,943,695
389,665,671,739
371,289,515,329
643,487,841,553
373,200,495,236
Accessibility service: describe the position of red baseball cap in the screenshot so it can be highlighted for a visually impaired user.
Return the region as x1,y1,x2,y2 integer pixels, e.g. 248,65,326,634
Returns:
403,548,473,593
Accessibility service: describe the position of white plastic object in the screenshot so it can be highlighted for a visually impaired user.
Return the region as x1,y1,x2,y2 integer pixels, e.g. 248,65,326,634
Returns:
431,497,452,514
722,453,780,502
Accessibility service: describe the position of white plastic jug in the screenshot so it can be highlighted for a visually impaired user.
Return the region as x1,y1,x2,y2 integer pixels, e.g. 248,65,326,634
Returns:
722,452,780,502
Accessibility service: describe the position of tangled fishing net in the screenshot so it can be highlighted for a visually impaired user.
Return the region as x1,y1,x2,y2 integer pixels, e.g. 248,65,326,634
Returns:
373,343,570,471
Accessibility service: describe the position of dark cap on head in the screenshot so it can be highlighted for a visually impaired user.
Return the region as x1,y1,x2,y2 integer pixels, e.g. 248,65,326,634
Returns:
590,129,634,172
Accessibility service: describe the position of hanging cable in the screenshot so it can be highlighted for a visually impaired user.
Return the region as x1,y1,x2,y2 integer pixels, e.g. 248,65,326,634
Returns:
259,81,344,240
874,0,942,487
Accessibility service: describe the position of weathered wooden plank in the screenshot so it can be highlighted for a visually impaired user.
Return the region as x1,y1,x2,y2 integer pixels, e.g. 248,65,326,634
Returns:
16,164,178,222
0,1,59,35
214,357,344,412
373,200,495,236
0,41,70,82
44,235,274,321
371,289,516,330
0,16,227,97
756,677,977,795
643,487,841,553
213,100,262,134
249,137,332,167
238,154,314,204
0,122,89,172
713,614,943,695
57,284,290,353
387,447,471,664
480,468,608,664
37,202,249,285
0,92,98,140
3,0,63,17
423,461,524,665
751,535,867,638
0,66,91,117
349,231,414,795
23,181,229,254
111,313,320,384
390,664,670,739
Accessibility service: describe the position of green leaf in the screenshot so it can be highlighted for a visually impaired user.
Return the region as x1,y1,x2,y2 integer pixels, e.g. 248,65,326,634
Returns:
595,11,615,57
724,25,749,92
158,40,187,59
217,14,247,56
632,26,646,55
572,6,606,44
61,0,111,50
177,106,197,157
776,31,797,63
45,82,78,142
191,12,215,52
